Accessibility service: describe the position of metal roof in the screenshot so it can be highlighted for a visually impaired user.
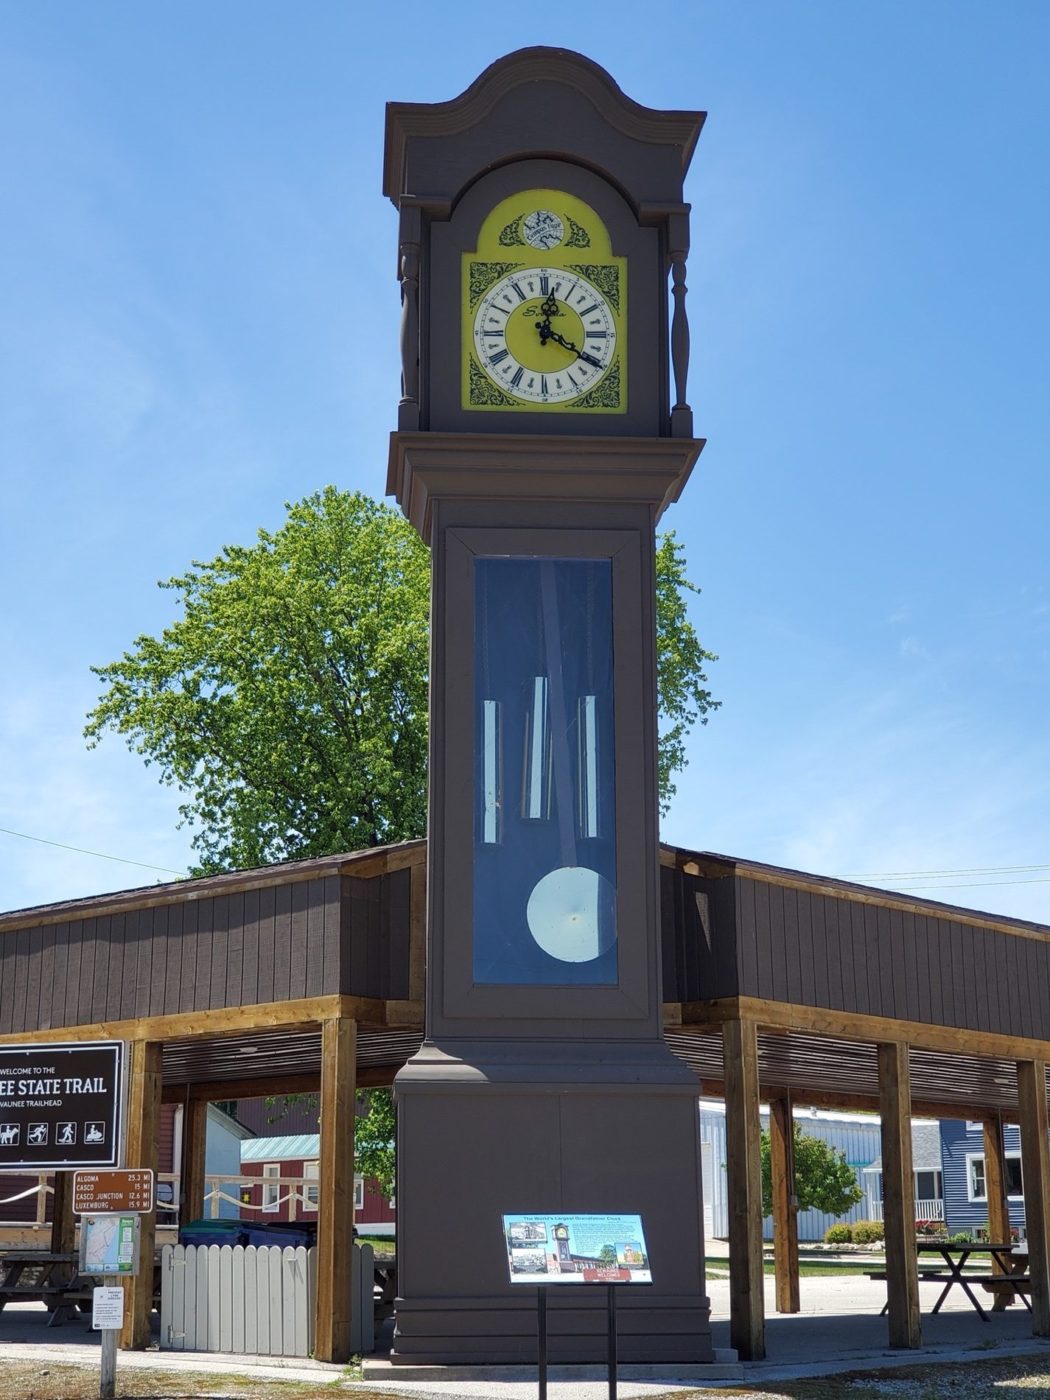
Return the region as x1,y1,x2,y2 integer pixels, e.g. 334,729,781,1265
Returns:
241,1133,321,1163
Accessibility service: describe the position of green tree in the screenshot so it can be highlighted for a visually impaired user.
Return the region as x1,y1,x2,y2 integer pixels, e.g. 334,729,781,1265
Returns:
86,487,717,873
352,1088,396,1200
760,1123,865,1218
263,1086,396,1199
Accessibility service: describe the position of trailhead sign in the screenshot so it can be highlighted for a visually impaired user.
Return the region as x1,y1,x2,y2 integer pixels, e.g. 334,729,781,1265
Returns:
502,1214,652,1284
0,1041,124,1169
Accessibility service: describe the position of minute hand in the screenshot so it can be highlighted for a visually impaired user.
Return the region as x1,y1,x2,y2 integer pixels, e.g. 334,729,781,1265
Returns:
545,328,603,370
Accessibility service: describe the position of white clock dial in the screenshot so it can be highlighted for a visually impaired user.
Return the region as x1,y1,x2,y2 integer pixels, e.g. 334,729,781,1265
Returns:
522,209,564,250
472,267,617,406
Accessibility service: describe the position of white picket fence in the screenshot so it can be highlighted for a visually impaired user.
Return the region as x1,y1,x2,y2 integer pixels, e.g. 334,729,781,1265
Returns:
159,1242,374,1357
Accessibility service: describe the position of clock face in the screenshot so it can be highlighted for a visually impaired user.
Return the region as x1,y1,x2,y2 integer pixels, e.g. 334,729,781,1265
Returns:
462,187,627,414
472,266,617,406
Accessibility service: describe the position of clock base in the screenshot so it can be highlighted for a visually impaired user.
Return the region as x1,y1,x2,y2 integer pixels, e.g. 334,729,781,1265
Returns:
391,1040,714,1365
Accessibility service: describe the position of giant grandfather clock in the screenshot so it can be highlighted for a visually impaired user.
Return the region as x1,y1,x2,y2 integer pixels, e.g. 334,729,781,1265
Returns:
385,49,713,1365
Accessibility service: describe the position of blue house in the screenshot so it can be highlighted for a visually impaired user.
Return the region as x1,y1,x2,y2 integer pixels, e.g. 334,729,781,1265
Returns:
940,1119,1026,1239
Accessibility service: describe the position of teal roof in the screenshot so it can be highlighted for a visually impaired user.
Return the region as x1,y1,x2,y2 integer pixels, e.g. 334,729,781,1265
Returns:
241,1133,321,1163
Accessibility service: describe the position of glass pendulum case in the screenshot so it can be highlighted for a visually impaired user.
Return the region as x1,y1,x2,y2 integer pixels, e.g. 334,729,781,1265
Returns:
473,556,617,986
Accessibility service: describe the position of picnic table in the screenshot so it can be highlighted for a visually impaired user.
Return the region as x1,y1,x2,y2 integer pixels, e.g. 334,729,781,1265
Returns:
868,1242,1030,1322
0,1250,92,1326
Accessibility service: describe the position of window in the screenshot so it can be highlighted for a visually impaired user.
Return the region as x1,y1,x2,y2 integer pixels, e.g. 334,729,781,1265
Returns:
967,1153,1024,1202
915,1170,942,1201
302,1160,319,1210
353,1176,365,1211
262,1163,281,1213
1006,1156,1024,1197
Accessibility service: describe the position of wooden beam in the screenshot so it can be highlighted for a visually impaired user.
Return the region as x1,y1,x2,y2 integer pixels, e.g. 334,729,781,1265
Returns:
769,1094,800,1314
314,1017,357,1363
673,853,1050,946
723,1017,765,1361
120,1041,162,1350
0,839,426,935
49,1172,75,1255
694,1077,1004,1124
684,994,1050,1066
877,1041,920,1349
1017,1058,1050,1335
0,994,388,1048
180,1098,208,1224
161,1063,399,1103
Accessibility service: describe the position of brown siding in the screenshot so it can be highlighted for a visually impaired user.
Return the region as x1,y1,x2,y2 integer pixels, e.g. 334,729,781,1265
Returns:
340,868,412,1001
0,875,346,1032
719,874,1050,1040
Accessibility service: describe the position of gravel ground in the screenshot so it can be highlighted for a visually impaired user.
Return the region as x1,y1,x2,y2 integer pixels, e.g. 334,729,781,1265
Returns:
1,1353,1050,1398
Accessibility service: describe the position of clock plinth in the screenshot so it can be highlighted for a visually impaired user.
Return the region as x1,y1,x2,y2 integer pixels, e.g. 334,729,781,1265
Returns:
393,1046,711,1363
384,49,714,1367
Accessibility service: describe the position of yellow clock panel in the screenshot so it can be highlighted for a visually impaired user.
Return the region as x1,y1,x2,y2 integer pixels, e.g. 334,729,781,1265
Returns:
462,189,627,414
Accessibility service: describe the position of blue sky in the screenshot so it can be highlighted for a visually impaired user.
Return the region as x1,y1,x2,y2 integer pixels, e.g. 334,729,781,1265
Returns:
2,1,1048,921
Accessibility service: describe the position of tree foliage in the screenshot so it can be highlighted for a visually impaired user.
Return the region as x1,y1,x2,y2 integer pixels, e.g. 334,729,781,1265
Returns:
760,1123,865,1219
86,487,717,873
86,489,431,873
654,531,719,812
263,1086,395,1197
353,1089,396,1199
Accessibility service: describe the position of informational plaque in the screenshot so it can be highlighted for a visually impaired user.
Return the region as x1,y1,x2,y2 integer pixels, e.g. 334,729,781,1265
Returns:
92,1286,125,1330
80,1214,140,1276
502,1213,652,1284
0,1041,124,1170
74,1169,154,1215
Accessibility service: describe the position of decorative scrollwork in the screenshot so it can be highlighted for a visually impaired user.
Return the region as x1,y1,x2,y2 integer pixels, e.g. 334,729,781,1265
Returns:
566,218,591,248
468,260,524,310
573,361,622,410
568,264,620,313
469,357,518,407
498,216,525,247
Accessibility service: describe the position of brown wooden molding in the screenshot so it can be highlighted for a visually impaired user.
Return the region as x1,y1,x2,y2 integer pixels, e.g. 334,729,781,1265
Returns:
0,841,426,936
0,994,387,1048
669,847,1050,945
684,995,1050,1062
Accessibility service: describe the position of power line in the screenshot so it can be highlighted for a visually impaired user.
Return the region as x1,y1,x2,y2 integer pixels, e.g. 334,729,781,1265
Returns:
0,826,186,878
841,863,1050,879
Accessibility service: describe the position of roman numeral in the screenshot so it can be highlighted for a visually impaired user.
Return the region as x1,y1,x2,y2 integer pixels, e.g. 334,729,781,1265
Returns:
578,302,598,317
510,367,524,388
510,281,527,301
488,349,510,365
540,274,549,295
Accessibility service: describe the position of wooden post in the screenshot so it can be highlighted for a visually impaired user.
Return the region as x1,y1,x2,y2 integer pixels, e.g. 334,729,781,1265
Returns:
877,1041,920,1348
314,1016,357,1362
723,1017,765,1360
769,1093,800,1314
1017,1059,1050,1336
179,1097,208,1225
49,1171,75,1256
984,1112,1014,1310
120,1040,162,1350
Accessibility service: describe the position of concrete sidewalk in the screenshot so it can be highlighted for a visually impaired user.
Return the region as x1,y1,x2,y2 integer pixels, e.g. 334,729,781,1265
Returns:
1,1272,1049,1398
